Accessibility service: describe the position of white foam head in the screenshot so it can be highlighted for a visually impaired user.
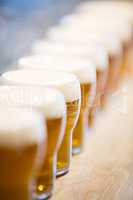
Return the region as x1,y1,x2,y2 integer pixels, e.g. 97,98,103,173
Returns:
86,31,123,56
49,24,123,56
0,106,46,148
77,1,133,22
18,55,96,83
2,69,81,102
74,4,133,21
63,15,133,43
0,86,66,119
32,40,108,71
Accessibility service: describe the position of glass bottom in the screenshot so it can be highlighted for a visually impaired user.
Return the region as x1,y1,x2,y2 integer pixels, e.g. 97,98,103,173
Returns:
34,189,52,200
56,167,69,178
72,147,82,155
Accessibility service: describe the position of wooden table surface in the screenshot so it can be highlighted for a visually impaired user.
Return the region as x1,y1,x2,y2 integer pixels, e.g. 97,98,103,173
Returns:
51,76,133,200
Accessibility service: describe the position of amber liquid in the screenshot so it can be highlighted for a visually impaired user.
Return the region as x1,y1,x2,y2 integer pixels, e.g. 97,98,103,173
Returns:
106,54,122,94
121,40,133,78
36,118,64,199
72,84,90,154
121,43,129,77
88,69,109,127
57,100,80,176
0,144,38,200
98,69,109,108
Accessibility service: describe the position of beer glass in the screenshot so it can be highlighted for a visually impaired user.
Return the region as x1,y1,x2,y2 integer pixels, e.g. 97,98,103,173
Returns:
0,85,66,199
121,33,133,77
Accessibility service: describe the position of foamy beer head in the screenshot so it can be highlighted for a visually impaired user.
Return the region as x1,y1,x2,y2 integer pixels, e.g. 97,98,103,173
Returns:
76,1,133,25
46,25,110,74
75,3,133,53
0,106,46,200
32,39,100,55
32,39,108,71
18,55,96,84
46,25,123,58
2,69,81,103
0,106,45,148
2,69,81,176
0,85,66,120
62,15,133,46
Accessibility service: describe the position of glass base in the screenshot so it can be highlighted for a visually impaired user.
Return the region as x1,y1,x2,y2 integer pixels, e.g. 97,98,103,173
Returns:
34,190,52,200
72,147,82,155
56,167,69,178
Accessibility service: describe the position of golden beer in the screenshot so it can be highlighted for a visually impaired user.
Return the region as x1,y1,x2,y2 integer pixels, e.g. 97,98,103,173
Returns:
73,83,91,154
121,38,133,77
88,69,108,127
107,54,122,94
96,69,108,108
0,86,66,199
1,69,81,178
0,106,46,200
37,117,64,197
57,99,79,176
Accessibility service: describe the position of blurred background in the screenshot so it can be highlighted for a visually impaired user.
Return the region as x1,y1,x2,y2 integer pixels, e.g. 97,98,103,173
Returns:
0,0,132,72
0,0,88,71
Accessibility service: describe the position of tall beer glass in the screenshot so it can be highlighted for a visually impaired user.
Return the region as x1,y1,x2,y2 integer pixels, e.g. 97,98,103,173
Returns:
0,85,66,199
